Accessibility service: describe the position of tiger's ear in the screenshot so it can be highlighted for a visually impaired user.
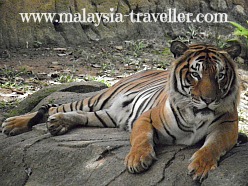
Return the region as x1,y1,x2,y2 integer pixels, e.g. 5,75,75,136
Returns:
170,41,189,58
223,41,241,59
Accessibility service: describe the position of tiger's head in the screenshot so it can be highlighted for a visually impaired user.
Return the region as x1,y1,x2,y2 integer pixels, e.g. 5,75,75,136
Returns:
169,41,241,114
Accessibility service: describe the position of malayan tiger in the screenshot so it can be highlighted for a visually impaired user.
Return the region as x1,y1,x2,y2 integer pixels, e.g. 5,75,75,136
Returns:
1,41,241,182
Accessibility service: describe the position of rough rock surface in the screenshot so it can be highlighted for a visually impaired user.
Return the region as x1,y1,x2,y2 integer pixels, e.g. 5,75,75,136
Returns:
1,125,248,186
0,0,248,49
1,82,248,186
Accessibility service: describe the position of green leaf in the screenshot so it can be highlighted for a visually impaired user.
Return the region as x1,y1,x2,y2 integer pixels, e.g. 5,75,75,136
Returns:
230,21,248,38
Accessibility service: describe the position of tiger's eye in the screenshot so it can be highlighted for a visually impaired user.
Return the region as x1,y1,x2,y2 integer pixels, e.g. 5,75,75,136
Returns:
190,72,200,79
218,73,225,80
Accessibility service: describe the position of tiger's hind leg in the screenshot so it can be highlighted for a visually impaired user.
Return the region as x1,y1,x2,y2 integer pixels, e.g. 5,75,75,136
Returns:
46,109,117,135
1,104,51,136
2,104,58,136
2,112,39,136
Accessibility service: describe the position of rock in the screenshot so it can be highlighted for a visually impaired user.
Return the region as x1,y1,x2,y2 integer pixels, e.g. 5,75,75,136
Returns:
115,46,123,50
233,5,246,15
32,90,104,112
91,64,101,68
0,49,10,58
5,81,107,118
57,53,67,57
0,0,248,49
36,72,48,80
210,0,228,11
1,86,248,185
53,48,67,51
51,61,59,65
0,124,248,186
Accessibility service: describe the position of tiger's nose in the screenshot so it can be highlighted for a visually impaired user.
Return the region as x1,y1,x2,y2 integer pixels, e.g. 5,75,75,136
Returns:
201,96,215,104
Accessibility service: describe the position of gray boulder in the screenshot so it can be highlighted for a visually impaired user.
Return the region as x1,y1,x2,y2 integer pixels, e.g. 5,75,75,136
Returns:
5,81,107,117
0,82,248,186
0,125,248,186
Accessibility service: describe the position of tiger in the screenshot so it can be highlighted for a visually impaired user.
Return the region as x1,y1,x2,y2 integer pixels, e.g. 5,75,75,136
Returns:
1,41,241,182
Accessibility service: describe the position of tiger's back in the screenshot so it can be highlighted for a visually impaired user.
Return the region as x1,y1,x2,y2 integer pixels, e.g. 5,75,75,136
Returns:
66,69,169,131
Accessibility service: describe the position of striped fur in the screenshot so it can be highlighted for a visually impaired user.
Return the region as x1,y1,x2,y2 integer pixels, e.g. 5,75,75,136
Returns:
2,41,241,182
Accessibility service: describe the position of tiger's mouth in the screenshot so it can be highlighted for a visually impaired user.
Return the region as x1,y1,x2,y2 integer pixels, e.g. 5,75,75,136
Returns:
193,107,214,115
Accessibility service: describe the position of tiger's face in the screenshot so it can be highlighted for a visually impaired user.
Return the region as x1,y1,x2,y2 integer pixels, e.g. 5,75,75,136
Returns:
170,41,241,114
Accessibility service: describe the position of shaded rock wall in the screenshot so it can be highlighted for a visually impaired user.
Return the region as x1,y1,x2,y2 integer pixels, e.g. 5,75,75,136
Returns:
0,0,247,49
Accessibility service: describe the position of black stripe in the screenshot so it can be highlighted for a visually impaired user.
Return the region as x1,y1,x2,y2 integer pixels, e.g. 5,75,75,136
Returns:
185,73,191,84
79,100,83,111
173,56,193,96
85,116,88,127
88,97,94,112
94,112,108,127
131,97,150,129
209,113,225,126
56,107,59,113
41,104,51,111
122,98,134,108
153,128,159,144
99,84,127,110
27,109,47,128
219,120,237,125
173,73,187,97
171,104,194,133
75,101,79,110
150,112,159,143
99,80,142,110
62,105,66,112
70,103,73,111
159,113,176,144
149,87,164,107
125,82,148,93
118,71,162,85
91,92,106,109
126,71,163,84
180,64,189,93
176,106,191,129
223,70,236,98
220,55,236,98
106,111,117,127
138,86,163,111
125,75,167,93
197,121,206,130
129,86,161,128
100,71,166,110
125,90,140,97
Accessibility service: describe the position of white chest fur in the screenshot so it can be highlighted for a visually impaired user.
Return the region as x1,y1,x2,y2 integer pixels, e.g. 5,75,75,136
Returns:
160,99,215,145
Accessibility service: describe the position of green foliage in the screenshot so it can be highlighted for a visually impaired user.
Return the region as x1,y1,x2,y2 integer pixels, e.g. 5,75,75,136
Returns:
33,41,42,48
230,21,248,38
0,100,20,112
84,75,112,87
0,66,33,90
57,74,77,83
230,21,248,47
0,66,30,80
130,41,146,57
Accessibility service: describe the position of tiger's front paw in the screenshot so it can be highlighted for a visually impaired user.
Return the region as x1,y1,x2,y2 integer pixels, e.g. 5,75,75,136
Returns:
46,113,70,135
2,115,32,136
125,144,156,173
188,148,218,182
